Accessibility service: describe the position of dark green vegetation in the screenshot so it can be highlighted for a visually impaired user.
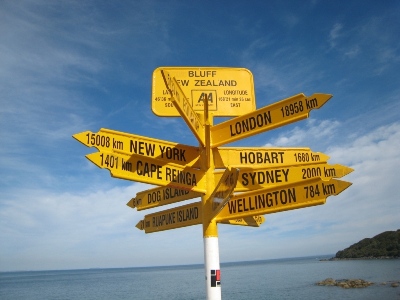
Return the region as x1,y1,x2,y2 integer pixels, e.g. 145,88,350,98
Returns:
335,229,400,259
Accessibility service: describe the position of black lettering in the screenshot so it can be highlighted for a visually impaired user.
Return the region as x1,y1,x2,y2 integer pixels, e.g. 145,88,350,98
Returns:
241,173,249,186
324,167,336,177
323,183,336,195
165,168,196,186
177,79,189,86
229,112,272,137
112,138,123,150
306,98,318,109
121,159,132,171
227,199,238,213
237,199,243,212
240,152,247,164
130,141,155,156
249,172,257,185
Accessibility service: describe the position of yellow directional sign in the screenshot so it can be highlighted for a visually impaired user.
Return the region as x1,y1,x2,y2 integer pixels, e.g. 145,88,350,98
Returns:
213,147,329,169
134,201,264,233
152,67,256,117
73,65,354,300
219,215,265,227
215,163,354,192
127,186,202,211
161,70,206,146
216,178,352,222
210,93,332,148
73,128,201,167
86,151,206,193
136,201,202,233
211,168,239,214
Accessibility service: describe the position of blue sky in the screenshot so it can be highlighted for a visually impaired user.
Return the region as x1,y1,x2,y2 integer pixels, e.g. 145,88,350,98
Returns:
1,0,399,271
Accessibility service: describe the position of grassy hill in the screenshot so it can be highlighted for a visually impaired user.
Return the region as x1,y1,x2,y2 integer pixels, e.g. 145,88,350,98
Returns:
335,229,400,259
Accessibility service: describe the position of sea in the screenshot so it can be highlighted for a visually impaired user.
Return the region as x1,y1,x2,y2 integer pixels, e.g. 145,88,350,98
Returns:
1,256,399,300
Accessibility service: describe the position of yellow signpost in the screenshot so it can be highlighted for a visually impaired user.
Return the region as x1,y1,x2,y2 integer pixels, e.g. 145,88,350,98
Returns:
210,167,239,214
73,128,200,167
152,67,256,117
161,70,206,146
214,163,353,192
74,66,354,300
216,178,352,222
134,201,265,232
219,215,265,227
127,186,202,211
136,201,202,233
210,93,332,148
213,147,329,169
86,151,206,193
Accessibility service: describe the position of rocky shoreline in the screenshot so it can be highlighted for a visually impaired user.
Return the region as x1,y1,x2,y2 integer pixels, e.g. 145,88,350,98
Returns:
317,278,400,288
320,256,399,261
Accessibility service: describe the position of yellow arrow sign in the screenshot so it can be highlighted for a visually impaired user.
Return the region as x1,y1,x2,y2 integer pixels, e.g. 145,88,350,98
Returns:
215,163,353,192
161,70,206,146
86,151,206,193
219,215,265,227
73,128,200,167
134,202,265,233
136,201,202,233
127,186,202,211
210,93,332,148
211,167,239,214
216,178,352,222
152,67,256,117
213,147,330,169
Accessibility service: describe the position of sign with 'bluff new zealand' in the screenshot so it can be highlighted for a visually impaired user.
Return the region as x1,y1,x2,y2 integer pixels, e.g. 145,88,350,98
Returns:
74,66,353,300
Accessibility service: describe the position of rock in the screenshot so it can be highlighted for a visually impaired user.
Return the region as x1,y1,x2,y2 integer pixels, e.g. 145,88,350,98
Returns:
391,282,399,288
317,278,336,286
337,282,349,288
316,278,374,288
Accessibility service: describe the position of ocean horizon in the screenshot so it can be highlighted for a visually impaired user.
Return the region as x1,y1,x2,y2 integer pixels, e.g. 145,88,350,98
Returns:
1,255,399,299
1,254,335,273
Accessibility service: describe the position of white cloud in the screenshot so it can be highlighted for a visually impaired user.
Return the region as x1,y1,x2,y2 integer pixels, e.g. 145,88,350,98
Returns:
1,0,399,272
3,120,398,270
0,181,203,270
326,13,399,75
264,119,341,148
282,13,299,28
329,23,343,49
344,45,360,58
220,121,400,259
327,122,400,164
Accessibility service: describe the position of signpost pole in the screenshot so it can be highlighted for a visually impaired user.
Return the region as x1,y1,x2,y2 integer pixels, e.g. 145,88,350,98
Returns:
202,96,222,300
74,66,354,300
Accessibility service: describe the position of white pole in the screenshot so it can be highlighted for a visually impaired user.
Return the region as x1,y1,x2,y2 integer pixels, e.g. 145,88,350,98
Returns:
204,236,221,300
202,96,221,299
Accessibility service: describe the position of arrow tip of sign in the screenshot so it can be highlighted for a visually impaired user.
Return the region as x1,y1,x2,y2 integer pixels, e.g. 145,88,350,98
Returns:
343,165,354,176
72,131,89,144
333,164,354,177
135,220,144,230
312,93,333,108
322,93,333,99
320,152,330,161
257,215,266,225
85,152,99,166
334,179,353,194
126,198,136,209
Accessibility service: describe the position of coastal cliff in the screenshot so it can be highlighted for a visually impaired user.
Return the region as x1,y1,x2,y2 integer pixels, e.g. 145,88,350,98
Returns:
334,229,400,259
317,230,400,289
